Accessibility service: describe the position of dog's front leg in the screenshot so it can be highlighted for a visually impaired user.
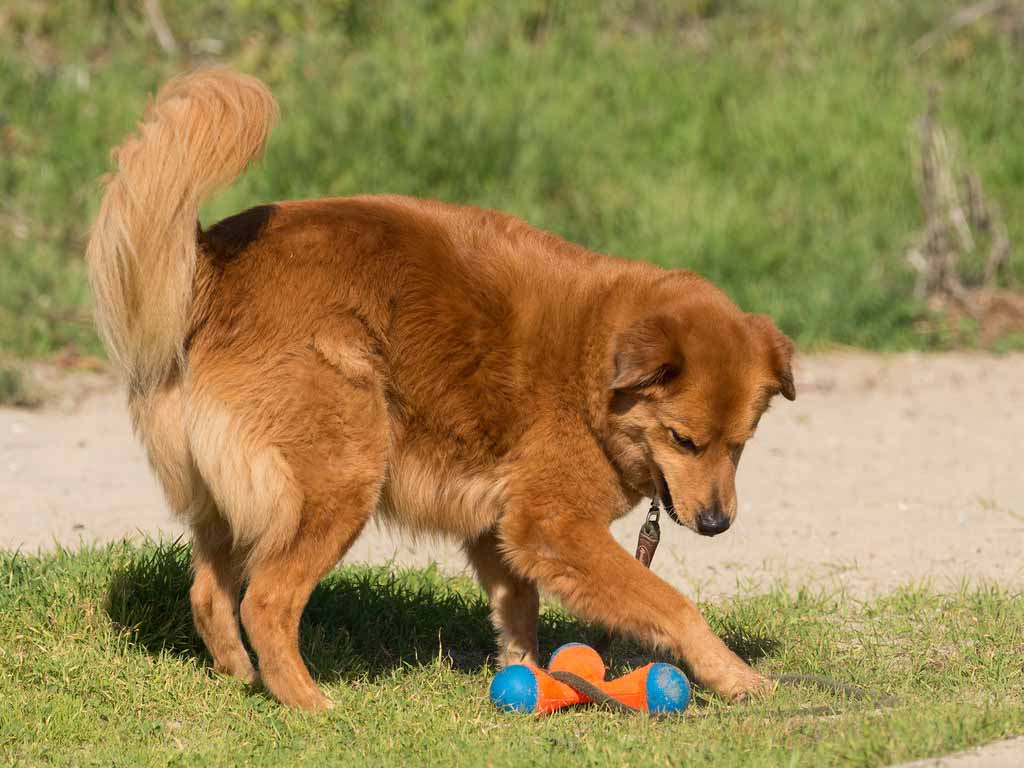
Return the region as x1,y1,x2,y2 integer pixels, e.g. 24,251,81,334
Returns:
464,529,540,667
498,447,771,701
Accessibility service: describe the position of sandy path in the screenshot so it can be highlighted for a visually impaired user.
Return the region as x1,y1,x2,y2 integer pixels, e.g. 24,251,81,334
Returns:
892,737,1024,768
2,352,1023,597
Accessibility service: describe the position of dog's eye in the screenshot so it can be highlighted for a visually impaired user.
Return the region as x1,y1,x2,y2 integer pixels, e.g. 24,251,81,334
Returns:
669,429,698,453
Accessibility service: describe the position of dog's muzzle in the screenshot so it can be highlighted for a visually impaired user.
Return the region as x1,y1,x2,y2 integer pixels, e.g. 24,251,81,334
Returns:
651,464,729,535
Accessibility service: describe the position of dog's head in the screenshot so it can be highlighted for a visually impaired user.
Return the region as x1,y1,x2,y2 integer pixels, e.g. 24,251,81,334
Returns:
606,283,795,536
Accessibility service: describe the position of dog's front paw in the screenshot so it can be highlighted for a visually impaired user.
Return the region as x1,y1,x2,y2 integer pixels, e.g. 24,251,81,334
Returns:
719,668,775,703
694,650,775,702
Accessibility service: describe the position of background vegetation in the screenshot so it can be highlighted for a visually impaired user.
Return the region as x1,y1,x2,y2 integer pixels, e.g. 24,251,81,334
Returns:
1,0,1022,357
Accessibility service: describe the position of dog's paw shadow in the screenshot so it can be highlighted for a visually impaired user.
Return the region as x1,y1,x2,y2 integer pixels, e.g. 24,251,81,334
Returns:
708,618,778,667
717,625,780,665
708,604,783,665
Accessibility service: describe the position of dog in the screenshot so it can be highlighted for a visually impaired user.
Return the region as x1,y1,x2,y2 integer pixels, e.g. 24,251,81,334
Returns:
86,68,795,711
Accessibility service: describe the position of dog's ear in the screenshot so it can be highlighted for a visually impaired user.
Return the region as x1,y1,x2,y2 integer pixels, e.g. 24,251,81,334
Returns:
746,314,796,401
610,314,683,391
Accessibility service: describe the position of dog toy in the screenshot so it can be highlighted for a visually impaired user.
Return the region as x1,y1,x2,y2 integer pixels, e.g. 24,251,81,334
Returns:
489,642,690,715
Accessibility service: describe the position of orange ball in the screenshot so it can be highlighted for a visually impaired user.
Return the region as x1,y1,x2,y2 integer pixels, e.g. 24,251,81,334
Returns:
547,643,607,683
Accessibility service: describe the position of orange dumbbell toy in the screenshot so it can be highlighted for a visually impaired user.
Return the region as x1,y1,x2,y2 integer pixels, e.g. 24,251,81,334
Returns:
489,643,690,715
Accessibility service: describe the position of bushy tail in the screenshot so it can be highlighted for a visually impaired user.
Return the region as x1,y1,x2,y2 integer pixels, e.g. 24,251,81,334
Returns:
86,67,277,393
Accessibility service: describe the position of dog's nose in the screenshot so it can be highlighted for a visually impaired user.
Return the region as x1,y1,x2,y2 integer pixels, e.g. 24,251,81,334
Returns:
696,508,731,536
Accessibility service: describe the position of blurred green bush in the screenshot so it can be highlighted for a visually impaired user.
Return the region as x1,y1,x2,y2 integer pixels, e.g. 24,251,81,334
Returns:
1,0,1021,355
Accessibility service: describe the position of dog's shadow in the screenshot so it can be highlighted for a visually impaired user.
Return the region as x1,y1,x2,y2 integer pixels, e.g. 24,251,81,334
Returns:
105,541,778,686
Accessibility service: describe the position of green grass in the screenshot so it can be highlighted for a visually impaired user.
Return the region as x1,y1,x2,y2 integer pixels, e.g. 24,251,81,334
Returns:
1,1,1022,358
1,541,1022,766
0,364,30,406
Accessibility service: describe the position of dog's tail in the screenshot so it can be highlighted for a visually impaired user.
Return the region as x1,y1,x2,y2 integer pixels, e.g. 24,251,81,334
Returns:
87,67,277,394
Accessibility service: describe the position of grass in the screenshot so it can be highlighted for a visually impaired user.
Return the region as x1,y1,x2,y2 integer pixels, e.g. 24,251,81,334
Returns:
0,364,30,407
2,1,1023,358
1,541,1021,767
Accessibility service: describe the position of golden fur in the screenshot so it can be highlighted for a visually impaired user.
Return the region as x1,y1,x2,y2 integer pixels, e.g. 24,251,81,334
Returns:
87,68,277,394
87,68,796,710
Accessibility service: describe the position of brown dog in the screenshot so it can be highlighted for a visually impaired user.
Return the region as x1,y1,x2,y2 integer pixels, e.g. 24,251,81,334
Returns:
87,68,795,710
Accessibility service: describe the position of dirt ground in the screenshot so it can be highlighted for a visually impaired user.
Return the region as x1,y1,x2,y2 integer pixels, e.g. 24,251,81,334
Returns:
3,351,1022,598
892,737,1024,768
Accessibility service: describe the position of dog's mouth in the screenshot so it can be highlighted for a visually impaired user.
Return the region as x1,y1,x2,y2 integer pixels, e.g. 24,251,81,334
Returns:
650,463,682,526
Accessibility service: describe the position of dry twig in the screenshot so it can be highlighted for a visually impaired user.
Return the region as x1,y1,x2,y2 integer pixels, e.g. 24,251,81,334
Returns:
906,91,1017,335
144,0,178,55
912,0,1011,57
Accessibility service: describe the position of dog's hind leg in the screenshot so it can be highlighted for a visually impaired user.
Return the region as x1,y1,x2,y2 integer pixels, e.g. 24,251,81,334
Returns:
215,325,389,710
190,509,256,683
130,381,255,683
239,485,380,710
464,530,540,667
238,427,387,708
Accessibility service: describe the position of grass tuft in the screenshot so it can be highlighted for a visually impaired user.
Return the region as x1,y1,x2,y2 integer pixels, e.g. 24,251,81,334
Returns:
0,364,39,408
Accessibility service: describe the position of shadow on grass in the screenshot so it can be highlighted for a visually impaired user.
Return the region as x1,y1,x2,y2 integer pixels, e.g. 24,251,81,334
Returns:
105,540,778,684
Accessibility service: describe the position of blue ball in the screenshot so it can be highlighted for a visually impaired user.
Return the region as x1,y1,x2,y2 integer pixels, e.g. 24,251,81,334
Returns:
490,664,539,713
645,663,691,714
